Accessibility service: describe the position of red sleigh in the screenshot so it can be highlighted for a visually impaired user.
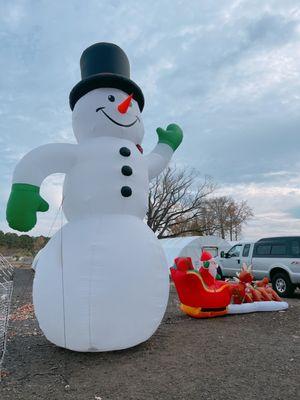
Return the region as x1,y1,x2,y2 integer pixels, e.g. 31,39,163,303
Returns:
170,257,231,318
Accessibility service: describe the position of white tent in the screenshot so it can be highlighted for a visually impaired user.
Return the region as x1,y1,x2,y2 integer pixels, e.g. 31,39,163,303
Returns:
160,235,231,269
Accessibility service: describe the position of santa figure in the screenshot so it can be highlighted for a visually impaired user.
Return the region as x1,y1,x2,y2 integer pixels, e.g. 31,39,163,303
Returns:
199,251,223,286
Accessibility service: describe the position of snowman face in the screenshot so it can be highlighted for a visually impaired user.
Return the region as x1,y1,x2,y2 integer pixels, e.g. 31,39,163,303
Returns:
72,88,144,144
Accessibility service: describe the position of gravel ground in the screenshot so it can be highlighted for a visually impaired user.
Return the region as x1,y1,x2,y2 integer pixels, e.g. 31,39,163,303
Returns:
0,269,299,400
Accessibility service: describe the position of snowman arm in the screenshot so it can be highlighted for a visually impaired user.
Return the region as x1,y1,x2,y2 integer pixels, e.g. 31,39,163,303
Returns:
145,143,174,180
13,143,77,185
7,143,77,232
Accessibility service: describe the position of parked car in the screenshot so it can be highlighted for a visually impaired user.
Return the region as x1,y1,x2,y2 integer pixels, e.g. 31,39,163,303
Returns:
219,236,300,297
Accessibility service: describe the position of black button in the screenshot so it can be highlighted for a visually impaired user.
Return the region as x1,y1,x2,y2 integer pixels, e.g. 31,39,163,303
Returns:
121,186,132,197
121,165,133,176
119,147,131,157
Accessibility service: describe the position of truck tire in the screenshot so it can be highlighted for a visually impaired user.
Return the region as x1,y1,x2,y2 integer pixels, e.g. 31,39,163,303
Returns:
271,272,296,298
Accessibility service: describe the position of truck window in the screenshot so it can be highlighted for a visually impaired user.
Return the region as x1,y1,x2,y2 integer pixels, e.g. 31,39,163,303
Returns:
228,244,242,257
291,240,300,257
270,243,287,256
242,244,250,257
256,244,271,256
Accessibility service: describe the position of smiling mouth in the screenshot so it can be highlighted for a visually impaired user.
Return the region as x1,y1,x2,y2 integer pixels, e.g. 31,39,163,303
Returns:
96,107,139,127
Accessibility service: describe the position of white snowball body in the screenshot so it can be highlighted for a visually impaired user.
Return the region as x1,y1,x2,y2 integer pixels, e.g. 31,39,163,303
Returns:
33,215,169,351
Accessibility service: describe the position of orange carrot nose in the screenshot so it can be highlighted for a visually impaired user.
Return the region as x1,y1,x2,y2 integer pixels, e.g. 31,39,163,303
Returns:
118,94,133,114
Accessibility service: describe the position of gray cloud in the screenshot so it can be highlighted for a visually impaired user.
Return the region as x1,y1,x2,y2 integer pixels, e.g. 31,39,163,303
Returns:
289,206,300,218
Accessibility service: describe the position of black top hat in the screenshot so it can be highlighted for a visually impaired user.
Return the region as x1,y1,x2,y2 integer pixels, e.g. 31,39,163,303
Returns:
69,42,144,111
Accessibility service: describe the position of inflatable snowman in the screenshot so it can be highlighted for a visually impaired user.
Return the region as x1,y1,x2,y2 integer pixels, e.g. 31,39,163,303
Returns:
6,43,183,351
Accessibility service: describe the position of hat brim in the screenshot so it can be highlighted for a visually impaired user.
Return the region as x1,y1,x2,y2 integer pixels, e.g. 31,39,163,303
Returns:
69,73,144,111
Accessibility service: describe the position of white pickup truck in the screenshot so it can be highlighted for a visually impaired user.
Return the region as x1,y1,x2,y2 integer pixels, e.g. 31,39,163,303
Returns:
218,236,300,297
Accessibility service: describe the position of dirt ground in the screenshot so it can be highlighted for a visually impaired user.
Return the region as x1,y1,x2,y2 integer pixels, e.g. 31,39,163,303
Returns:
0,269,299,400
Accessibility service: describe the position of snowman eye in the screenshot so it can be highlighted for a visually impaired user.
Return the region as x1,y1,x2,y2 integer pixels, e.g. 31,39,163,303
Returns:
108,95,115,102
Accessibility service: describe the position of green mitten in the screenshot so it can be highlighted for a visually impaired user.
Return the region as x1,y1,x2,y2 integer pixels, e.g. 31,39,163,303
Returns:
6,183,49,232
156,123,183,151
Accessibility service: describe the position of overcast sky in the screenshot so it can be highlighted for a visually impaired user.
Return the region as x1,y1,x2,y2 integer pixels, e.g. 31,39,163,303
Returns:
1,0,300,240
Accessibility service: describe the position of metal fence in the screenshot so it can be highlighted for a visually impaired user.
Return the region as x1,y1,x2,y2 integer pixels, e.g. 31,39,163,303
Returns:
0,254,14,371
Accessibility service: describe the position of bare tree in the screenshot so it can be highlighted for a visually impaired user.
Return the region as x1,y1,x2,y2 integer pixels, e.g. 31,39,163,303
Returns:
147,167,253,240
226,199,253,240
204,197,229,239
147,167,215,238
200,196,253,240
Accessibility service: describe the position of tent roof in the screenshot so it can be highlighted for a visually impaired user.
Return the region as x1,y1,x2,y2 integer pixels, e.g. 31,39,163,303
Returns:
160,235,231,268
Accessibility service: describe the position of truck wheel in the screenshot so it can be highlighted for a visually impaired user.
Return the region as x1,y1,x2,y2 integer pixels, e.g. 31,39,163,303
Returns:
271,272,296,298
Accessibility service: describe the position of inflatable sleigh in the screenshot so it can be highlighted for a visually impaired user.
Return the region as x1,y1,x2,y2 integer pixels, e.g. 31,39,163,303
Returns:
170,257,231,318
171,253,288,318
